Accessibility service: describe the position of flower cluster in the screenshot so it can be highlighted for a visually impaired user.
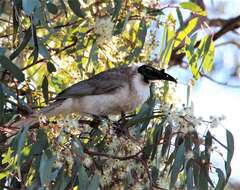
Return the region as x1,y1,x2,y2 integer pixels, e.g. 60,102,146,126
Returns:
95,17,114,45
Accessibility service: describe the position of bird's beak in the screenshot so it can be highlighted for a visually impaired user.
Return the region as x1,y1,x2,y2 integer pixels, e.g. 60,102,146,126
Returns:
150,68,177,83
159,69,177,83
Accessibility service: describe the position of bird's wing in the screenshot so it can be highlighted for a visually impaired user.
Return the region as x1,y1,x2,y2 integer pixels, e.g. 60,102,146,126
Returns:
55,67,131,100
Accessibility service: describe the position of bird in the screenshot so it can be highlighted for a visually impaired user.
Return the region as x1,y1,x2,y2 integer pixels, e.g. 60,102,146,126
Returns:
10,64,177,130
39,64,177,117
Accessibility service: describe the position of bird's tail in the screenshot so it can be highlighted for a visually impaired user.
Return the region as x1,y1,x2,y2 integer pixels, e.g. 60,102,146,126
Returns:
6,100,65,133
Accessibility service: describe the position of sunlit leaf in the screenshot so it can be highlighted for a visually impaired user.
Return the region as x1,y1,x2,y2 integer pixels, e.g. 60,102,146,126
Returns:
174,17,199,48
127,19,147,62
202,36,215,73
180,2,207,16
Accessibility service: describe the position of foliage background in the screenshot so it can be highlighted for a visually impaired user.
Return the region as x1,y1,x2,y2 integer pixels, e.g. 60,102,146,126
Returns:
0,0,238,189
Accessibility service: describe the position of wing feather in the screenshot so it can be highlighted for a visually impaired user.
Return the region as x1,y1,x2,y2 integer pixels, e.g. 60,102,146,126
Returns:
55,66,131,100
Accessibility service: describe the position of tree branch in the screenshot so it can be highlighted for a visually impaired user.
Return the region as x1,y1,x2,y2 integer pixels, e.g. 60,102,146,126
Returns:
201,73,240,88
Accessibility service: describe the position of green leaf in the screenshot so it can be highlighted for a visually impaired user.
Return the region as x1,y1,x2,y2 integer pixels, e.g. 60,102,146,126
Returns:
113,11,130,35
17,125,30,167
127,19,147,62
180,2,207,16
170,143,185,188
22,0,40,15
174,17,199,48
68,0,85,18
202,36,215,73
0,171,9,180
72,138,84,157
88,41,98,65
47,61,57,73
39,42,50,59
198,168,208,190
46,2,58,15
225,129,234,181
176,8,184,29
12,7,19,43
151,120,165,160
42,76,49,104
78,164,88,190
161,124,172,157
145,7,164,16
87,174,100,190
215,168,225,190
39,150,55,186
31,24,39,64
31,129,48,155
112,0,122,20
205,130,212,152
151,166,159,183
0,0,6,15
0,83,5,122
52,166,70,190
186,167,194,190
0,55,25,82
10,27,32,60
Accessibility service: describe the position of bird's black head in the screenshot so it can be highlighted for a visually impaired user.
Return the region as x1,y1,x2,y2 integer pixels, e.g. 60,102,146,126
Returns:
138,65,177,83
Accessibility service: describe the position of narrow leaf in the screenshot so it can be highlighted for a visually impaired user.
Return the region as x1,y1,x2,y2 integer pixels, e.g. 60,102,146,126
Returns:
22,0,40,16
170,143,185,188
47,2,58,15
127,19,147,62
174,17,199,48
68,0,85,18
17,126,30,167
39,151,55,186
112,0,122,20
180,2,206,16
0,83,5,123
42,76,49,104
225,129,234,181
161,124,172,157
78,164,88,189
176,8,184,29
10,27,32,60
87,174,100,190
47,62,57,73
215,168,225,190
0,55,25,82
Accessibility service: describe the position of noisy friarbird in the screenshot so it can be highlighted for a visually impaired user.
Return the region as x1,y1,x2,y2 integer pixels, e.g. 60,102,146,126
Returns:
11,64,177,129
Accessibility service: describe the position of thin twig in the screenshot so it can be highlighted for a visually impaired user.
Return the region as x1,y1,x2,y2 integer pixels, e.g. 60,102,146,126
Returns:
201,73,240,88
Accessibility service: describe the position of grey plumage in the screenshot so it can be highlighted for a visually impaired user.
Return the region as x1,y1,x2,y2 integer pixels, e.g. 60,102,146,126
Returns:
55,66,132,100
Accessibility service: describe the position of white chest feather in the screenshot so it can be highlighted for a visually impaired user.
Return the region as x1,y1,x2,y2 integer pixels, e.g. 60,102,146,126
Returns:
48,74,150,116
131,74,150,106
